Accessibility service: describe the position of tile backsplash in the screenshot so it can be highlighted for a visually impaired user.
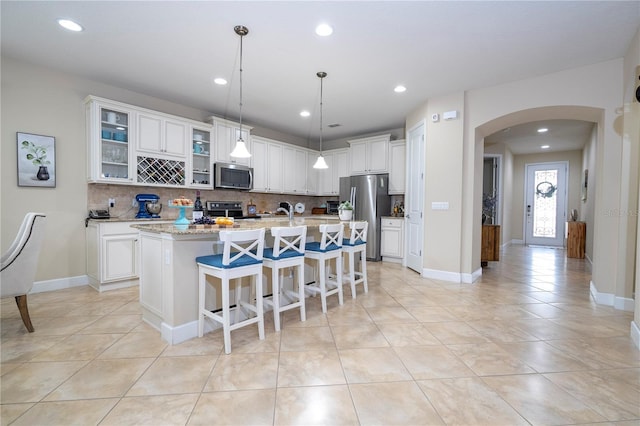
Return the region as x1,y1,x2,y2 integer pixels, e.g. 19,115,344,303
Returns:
88,184,338,220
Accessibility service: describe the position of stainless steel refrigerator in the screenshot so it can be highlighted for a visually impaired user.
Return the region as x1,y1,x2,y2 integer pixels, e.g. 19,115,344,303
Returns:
339,174,391,261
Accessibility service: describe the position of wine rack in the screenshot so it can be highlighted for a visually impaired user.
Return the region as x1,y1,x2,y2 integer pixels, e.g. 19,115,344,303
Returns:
137,156,186,186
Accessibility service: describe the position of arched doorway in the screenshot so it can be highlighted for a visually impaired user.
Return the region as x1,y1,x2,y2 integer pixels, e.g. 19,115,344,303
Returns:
471,106,603,275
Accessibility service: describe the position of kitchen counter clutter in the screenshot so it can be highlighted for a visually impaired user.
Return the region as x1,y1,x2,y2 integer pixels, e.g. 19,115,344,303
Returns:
134,216,345,344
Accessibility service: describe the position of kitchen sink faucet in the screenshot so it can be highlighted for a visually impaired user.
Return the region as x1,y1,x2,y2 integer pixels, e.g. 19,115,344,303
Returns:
276,202,294,220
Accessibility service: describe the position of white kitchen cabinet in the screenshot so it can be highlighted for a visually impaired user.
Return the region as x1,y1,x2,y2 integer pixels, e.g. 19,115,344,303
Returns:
388,140,406,194
348,134,390,175
318,149,349,196
251,137,268,192
306,153,317,195
251,136,283,193
381,217,405,262
189,125,213,188
267,142,284,193
210,117,252,167
283,146,307,194
85,96,135,184
137,111,188,158
86,221,141,292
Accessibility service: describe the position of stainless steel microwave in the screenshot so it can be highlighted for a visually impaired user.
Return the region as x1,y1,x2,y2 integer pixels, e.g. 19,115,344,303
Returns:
214,162,253,190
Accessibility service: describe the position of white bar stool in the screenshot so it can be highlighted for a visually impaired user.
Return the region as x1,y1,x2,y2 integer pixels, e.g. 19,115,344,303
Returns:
262,225,307,331
304,223,344,313
196,228,266,354
342,221,368,298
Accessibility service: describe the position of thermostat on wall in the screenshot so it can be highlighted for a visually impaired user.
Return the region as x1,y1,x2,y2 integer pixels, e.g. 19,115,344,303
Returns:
431,113,439,122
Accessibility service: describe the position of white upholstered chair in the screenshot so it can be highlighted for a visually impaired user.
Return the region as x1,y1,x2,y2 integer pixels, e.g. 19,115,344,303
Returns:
262,225,307,331
196,228,266,354
1,212,47,332
304,223,344,313
342,221,368,298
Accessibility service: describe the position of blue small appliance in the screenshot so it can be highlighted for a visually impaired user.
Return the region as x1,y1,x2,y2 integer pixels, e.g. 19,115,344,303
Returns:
135,194,161,218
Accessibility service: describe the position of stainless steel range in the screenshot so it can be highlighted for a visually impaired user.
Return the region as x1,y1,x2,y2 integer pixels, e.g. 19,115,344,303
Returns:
205,201,254,219
205,201,243,218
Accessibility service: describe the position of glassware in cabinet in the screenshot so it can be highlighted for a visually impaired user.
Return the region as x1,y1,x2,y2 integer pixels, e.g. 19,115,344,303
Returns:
100,107,130,180
191,127,212,186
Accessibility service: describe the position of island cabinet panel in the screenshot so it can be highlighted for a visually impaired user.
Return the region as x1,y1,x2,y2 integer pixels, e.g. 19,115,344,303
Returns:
134,217,343,344
567,221,586,259
481,224,500,266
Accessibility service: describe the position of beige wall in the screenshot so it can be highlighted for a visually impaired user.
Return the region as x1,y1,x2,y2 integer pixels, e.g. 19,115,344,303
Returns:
1,57,217,281
582,126,597,260
510,150,584,242
406,59,625,287
422,92,466,273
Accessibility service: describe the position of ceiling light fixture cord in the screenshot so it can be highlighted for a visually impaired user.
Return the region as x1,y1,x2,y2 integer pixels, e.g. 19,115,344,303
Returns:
230,25,251,158
313,71,329,169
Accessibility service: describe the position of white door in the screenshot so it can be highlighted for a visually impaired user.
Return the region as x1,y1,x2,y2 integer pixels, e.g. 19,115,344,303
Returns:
406,123,425,272
524,162,568,247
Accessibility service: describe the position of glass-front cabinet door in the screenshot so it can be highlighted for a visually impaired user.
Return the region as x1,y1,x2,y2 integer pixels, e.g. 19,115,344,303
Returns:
86,96,134,183
189,125,212,188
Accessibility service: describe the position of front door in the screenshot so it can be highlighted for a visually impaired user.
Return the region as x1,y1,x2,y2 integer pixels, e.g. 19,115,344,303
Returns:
406,122,425,272
524,162,568,247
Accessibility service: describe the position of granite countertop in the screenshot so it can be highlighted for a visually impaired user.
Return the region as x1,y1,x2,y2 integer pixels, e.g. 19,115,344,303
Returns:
88,217,173,223
132,217,343,235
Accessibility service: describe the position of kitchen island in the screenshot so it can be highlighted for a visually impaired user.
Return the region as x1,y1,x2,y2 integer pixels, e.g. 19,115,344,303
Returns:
133,217,341,344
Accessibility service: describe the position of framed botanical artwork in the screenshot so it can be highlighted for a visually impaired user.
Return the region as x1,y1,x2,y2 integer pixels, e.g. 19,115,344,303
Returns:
17,132,56,188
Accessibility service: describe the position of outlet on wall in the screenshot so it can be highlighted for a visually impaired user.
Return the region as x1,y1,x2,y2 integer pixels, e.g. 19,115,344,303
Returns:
108,198,115,208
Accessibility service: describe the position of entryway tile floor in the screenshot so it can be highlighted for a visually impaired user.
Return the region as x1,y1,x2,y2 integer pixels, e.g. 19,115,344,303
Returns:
2,245,639,425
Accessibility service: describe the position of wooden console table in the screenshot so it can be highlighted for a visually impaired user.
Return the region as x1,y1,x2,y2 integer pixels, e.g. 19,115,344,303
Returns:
481,225,500,266
567,221,586,258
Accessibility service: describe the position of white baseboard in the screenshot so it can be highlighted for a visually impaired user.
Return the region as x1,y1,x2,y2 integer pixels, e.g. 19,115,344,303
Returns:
422,268,462,283
464,267,483,283
590,281,635,312
631,321,640,350
382,257,403,264
615,296,636,312
511,239,524,245
31,275,89,294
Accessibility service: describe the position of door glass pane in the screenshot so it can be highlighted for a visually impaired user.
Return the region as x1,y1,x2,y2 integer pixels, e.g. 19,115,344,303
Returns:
533,169,557,238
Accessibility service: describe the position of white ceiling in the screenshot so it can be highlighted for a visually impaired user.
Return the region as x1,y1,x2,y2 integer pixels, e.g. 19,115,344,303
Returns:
2,1,639,149
484,119,595,155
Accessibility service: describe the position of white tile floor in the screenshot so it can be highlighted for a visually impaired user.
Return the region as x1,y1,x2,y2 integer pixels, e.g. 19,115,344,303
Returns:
1,245,639,425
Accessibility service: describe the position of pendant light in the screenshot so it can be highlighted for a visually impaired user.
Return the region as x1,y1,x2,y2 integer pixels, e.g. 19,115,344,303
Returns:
313,71,329,169
230,25,251,158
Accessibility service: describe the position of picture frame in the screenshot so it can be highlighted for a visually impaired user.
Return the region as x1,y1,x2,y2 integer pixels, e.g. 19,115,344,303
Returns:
17,132,56,188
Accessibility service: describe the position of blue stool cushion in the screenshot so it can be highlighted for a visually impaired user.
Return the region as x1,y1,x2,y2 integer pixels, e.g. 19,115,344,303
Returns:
196,253,262,269
305,242,341,253
263,248,305,260
343,239,366,246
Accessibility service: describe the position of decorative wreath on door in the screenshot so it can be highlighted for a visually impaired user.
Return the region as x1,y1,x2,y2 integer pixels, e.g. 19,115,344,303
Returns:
536,181,557,198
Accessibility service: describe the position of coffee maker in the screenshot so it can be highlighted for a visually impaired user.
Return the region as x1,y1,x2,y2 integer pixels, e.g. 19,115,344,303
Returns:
135,194,161,218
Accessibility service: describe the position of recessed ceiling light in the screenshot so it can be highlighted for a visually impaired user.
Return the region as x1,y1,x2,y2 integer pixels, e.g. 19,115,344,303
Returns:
57,19,83,32
537,127,548,133
315,23,333,36
300,110,311,118
541,145,550,149
213,78,228,85
394,85,407,93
